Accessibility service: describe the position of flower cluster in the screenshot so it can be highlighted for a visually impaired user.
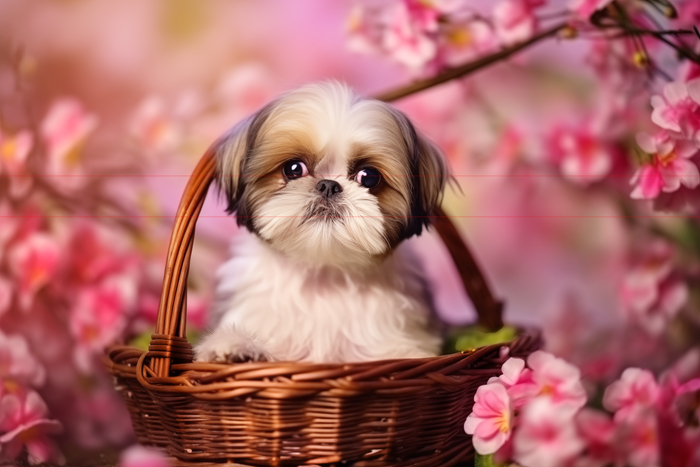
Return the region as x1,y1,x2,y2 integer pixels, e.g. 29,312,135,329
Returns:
0,97,152,464
0,331,63,465
631,80,700,211
347,0,503,73
465,351,700,467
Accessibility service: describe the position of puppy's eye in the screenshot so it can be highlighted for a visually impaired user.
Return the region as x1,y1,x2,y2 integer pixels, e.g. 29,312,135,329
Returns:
355,167,382,189
283,160,308,180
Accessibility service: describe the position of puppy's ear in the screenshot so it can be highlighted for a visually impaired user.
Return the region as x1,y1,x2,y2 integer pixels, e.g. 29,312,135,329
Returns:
215,102,274,227
391,109,449,238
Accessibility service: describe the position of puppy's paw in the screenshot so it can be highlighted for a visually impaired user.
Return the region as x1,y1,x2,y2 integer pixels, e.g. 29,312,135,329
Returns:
194,326,271,363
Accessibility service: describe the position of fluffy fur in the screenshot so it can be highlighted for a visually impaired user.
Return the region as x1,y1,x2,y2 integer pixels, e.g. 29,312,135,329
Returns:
195,82,448,363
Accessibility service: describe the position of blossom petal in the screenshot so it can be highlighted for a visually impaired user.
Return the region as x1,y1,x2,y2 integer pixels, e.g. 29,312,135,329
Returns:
500,358,526,386
664,81,689,104
464,414,482,434
688,78,700,104
658,280,688,318
674,158,700,189
473,428,508,455
634,165,663,199
636,132,657,154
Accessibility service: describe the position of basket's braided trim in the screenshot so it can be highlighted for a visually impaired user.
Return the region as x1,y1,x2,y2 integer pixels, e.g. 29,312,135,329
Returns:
128,334,539,400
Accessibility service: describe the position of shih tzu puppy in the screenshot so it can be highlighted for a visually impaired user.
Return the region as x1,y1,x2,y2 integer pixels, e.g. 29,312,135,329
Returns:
194,82,449,363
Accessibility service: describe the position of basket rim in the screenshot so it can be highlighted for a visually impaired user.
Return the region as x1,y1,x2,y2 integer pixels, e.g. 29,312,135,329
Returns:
107,330,540,400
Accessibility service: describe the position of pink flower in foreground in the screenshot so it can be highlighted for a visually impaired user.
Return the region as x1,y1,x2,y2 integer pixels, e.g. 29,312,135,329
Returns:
464,383,513,454
0,391,64,465
493,0,545,47
528,351,588,409
604,368,660,420
120,445,170,467
650,80,700,143
8,233,61,310
0,331,45,387
0,129,33,198
631,130,699,200
620,241,687,335
489,357,538,408
569,0,613,19
40,98,97,190
513,397,585,467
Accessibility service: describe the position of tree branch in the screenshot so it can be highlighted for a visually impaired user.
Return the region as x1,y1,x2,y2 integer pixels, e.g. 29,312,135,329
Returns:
374,22,568,103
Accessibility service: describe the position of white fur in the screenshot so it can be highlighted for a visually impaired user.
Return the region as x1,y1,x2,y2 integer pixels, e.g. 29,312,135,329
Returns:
195,233,441,363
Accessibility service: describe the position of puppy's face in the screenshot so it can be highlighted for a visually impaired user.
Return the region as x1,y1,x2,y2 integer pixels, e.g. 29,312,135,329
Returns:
216,83,448,267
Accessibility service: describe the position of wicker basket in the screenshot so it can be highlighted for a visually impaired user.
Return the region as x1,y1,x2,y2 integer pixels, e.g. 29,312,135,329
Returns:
106,146,540,467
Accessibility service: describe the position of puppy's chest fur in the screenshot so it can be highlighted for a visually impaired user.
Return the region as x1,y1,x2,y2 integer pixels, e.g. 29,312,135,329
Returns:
204,233,441,363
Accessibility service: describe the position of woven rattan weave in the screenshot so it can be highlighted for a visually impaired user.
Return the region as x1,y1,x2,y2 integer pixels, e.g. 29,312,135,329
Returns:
106,146,540,466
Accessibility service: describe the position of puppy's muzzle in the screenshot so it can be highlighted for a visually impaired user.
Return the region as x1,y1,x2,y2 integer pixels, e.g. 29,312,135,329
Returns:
316,179,343,199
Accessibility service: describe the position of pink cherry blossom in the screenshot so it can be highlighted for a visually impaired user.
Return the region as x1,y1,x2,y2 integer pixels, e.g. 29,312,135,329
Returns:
527,351,588,409
574,408,624,467
569,0,613,19
489,357,538,408
603,368,660,421
130,97,180,154
70,277,136,372
650,80,700,143
40,98,97,190
7,233,60,311
513,397,585,467
619,241,687,335
120,445,171,467
0,331,45,387
464,382,513,454
549,123,617,185
631,130,700,200
346,4,384,55
383,1,438,70
0,129,34,198
493,0,546,47
434,14,498,68
0,390,64,465
63,221,136,285
616,407,660,467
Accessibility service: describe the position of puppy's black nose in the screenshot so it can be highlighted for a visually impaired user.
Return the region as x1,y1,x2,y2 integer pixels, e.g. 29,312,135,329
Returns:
316,179,343,198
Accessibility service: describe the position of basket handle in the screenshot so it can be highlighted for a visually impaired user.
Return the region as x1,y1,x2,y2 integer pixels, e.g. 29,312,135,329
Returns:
147,147,503,376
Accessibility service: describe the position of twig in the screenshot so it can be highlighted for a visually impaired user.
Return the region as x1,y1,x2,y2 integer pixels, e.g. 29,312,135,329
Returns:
374,22,568,102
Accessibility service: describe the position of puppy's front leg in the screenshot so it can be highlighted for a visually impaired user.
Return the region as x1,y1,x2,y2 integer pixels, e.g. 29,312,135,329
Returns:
194,324,271,363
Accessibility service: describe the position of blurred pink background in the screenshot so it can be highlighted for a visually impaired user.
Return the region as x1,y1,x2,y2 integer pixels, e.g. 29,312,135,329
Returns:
0,0,698,463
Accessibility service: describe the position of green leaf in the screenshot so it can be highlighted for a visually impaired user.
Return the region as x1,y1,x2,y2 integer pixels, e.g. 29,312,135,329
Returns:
443,325,518,354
